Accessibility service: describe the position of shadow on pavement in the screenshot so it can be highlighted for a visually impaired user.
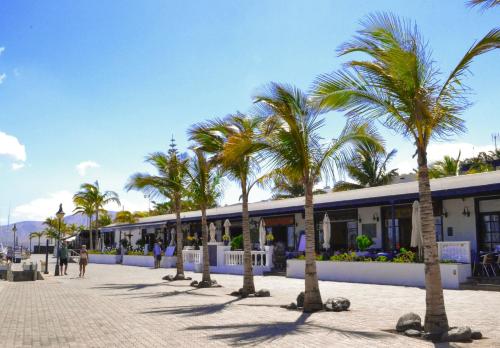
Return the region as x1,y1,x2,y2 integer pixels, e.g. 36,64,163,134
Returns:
185,312,395,346
141,297,243,317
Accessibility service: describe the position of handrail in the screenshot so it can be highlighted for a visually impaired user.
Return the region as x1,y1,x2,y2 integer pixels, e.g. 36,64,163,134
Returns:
224,250,271,267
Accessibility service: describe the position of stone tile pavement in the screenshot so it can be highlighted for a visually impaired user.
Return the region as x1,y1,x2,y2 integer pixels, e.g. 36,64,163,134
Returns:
0,255,498,347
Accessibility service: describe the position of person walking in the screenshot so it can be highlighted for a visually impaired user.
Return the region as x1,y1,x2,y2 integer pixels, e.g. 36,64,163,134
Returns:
59,242,69,275
153,241,162,269
79,245,88,278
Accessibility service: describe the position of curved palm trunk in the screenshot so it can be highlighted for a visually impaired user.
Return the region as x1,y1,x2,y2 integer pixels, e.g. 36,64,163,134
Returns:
241,182,255,295
175,196,185,278
418,149,449,333
201,206,211,283
303,180,323,312
38,237,41,249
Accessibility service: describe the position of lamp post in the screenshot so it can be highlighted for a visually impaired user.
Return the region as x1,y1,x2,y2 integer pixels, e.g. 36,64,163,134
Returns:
54,204,65,276
12,224,17,248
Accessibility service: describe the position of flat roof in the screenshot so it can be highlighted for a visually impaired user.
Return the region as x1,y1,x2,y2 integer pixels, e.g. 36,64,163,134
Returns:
104,170,500,230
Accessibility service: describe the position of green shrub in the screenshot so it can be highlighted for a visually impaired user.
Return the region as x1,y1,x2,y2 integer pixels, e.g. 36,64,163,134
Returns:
330,252,357,262
87,250,102,254
231,234,243,250
393,249,416,263
127,250,144,256
296,254,305,260
375,255,389,262
356,234,374,251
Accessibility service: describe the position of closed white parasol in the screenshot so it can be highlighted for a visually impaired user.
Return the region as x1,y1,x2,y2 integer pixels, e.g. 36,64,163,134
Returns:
259,219,267,250
223,219,231,240
322,213,331,250
169,228,176,246
411,200,423,257
209,222,216,242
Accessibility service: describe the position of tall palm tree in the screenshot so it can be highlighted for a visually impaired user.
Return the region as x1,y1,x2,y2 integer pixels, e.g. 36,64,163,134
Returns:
258,168,327,199
254,82,378,312
186,148,222,286
30,231,44,252
467,0,500,9
114,210,138,224
428,152,461,179
73,197,95,249
313,13,499,331
189,113,266,295
333,140,398,191
126,143,189,280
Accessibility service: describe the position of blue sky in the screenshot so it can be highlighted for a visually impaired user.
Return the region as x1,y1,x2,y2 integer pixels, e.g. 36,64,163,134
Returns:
0,1,498,223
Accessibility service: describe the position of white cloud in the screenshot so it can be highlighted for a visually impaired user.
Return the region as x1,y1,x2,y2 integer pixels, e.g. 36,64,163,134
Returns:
11,162,25,170
0,73,5,84
12,191,75,222
0,131,27,169
0,47,5,55
76,161,100,176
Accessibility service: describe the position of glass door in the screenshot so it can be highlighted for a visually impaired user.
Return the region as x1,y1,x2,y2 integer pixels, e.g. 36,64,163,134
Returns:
480,213,500,252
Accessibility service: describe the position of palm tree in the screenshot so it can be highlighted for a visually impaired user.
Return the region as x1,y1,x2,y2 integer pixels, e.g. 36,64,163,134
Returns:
114,211,138,224
254,82,378,312
29,231,44,252
333,140,398,191
428,152,461,179
467,0,500,9
73,192,95,249
186,148,222,286
312,13,499,331
189,113,266,295
126,142,189,280
74,182,120,250
259,168,327,199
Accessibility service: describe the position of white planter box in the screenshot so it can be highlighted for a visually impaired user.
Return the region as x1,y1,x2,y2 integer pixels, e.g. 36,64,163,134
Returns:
286,259,471,290
122,255,154,267
89,254,120,264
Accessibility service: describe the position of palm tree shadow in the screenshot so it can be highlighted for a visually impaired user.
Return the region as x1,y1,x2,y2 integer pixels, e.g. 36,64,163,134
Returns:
186,313,395,346
129,288,218,299
92,282,164,291
141,297,242,317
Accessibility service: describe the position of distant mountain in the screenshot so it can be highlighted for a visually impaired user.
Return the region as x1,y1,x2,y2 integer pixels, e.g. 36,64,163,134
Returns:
0,212,117,249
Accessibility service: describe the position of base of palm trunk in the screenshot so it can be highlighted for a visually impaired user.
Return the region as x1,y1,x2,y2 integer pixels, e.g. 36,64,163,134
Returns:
162,273,192,281
230,288,271,298
190,279,220,288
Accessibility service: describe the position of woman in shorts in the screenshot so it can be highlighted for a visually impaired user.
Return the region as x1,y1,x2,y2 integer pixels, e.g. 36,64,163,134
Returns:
79,245,89,278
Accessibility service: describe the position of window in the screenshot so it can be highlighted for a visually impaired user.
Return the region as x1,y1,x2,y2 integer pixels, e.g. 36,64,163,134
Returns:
435,216,443,241
362,223,377,239
481,214,500,252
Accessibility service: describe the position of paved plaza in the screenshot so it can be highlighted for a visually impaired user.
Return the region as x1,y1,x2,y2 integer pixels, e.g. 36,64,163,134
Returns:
0,256,499,348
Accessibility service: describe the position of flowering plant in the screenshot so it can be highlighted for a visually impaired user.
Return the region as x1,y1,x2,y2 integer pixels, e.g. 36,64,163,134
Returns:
266,233,274,242
222,234,230,241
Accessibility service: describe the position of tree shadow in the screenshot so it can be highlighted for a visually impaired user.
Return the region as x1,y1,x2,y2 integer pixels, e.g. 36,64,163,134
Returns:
91,282,164,291
186,313,395,346
127,288,218,299
141,297,242,317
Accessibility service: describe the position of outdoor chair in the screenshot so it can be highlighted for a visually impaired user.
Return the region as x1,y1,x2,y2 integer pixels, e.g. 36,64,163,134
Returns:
480,253,496,277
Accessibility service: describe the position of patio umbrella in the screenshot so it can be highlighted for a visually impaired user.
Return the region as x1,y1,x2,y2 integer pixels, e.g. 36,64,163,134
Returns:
169,228,176,246
223,219,231,240
411,200,423,257
209,222,216,242
259,219,266,250
322,213,331,250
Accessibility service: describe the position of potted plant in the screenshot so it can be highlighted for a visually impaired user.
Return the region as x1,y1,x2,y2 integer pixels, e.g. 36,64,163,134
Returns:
230,234,243,250
355,234,374,257
222,234,230,246
265,233,274,251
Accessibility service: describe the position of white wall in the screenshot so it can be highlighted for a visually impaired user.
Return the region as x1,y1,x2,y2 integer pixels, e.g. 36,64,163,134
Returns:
357,206,382,248
442,198,477,252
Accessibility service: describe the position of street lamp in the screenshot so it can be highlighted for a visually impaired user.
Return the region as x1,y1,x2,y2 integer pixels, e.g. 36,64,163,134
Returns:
12,224,17,248
54,204,65,276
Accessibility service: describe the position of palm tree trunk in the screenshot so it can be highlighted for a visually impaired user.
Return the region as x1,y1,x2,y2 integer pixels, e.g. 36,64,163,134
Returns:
88,216,94,250
241,181,255,295
38,237,41,249
418,148,449,333
95,210,99,250
201,206,211,283
303,180,323,312
175,196,185,278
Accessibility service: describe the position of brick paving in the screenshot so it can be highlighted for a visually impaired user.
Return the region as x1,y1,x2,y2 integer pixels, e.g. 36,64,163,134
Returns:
0,256,499,348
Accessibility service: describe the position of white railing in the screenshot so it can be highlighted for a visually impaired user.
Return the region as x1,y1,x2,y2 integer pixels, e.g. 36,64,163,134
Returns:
224,250,271,267
437,241,471,264
182,250,202,264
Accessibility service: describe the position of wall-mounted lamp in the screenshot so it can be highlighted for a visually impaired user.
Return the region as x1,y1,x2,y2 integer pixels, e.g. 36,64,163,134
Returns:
358,217,362,223
443,209,448,218
372,213,379,222
462,207,470,217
